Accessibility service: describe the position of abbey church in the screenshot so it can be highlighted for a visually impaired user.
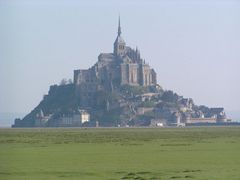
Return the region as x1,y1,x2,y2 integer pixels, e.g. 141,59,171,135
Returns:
74,18,157,106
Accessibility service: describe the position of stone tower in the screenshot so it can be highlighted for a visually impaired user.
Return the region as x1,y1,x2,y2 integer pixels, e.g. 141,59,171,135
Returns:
114,16,126,57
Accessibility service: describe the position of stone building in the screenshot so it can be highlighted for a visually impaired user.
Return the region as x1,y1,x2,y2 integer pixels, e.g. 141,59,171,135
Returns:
186,117,217,124
79,110,90,124
34,109,51,127
74,17,157,107
56,109,90,127
209,108,227,122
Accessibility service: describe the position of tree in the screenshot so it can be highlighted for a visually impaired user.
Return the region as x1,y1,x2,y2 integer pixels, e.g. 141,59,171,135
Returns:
60,78,68,85
68,79,73,84
161,90,179,103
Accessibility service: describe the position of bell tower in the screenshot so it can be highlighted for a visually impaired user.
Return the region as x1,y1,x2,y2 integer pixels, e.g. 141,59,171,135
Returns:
114,16,126,57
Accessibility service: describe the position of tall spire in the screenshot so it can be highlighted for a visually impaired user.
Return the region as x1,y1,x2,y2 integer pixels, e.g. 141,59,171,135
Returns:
118,16,121,36
114,15,125,56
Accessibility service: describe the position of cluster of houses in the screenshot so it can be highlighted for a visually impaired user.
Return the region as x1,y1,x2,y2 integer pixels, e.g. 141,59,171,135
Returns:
132,93,231,127
31,93,231,127
34,109,90,127
151,106,231,127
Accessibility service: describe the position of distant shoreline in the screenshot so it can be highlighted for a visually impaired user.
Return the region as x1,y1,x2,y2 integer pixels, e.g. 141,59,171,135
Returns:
2,123,240,129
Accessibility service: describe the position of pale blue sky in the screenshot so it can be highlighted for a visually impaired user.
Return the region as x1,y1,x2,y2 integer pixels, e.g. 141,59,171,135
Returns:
0,0,240,118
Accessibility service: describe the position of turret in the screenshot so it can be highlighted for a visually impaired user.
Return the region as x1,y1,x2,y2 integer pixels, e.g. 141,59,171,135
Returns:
136,47,141,61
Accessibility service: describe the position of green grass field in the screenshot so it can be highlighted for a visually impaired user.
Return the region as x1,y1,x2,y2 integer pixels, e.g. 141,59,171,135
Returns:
0,127,240,180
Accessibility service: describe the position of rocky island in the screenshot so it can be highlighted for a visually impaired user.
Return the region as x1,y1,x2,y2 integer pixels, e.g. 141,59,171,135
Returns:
13,18,229,128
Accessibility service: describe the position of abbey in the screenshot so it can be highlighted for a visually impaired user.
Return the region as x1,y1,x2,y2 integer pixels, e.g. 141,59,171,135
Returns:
74,18,157,106
12,17,230,128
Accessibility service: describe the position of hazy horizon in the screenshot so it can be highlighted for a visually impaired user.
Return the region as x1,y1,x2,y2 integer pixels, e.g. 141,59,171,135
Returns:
1,0,240,120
